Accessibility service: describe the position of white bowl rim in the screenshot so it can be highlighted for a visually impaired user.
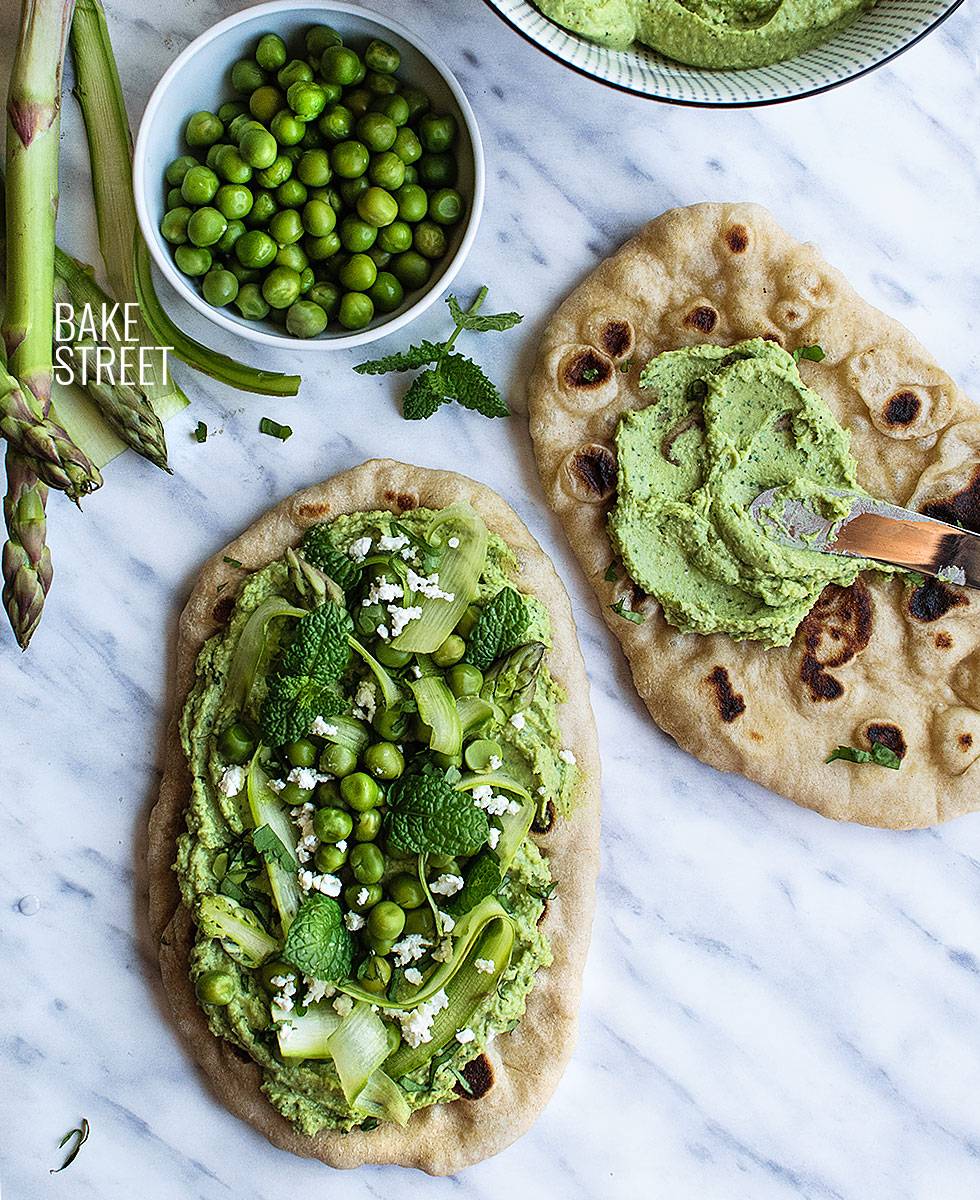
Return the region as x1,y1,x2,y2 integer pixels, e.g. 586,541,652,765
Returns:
133,0,485,351
480,0,967,108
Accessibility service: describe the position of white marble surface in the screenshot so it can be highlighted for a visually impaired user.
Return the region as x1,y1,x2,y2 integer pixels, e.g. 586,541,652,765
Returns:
2,1,980,1196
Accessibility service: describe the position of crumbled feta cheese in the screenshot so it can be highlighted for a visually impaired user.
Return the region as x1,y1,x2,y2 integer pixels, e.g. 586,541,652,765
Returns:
376,624,390,641
411,664,423,679
447,536,460,549
537,785,547,796
287,766,329,790
353,679,378,722
218,765,245,796
356,887,370,907
335,839,347,853
270,973,297,1016
344,910,366,931
348,536,372,562
303,977,335,1005
332,994,355,1018
438,911,456,933
377,533,410,552
430,873,464,897
488,754,503,772
455,1027,476,1044
388,604,423,638
473,958,495,974
431,938,454,962
392,933,431,966
406,568,455,602
472,786,515,817
364,574,404,605
404,967,423,986
558,748,577,765
487,826,501,850
394,989,449,1048
298,870,342,897
268,778,287,793
509,712,526,731
310,716,338,737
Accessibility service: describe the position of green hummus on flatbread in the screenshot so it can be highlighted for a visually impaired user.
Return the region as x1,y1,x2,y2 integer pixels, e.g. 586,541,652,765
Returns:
534,0,876,69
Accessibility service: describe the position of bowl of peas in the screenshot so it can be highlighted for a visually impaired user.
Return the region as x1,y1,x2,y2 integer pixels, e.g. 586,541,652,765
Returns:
134,1,484,348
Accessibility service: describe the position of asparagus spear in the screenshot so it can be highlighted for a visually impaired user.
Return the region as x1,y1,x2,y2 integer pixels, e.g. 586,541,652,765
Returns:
2,0,78,648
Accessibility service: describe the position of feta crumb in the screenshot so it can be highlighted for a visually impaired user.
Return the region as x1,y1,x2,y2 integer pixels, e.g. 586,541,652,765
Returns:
388,604,423,638
438,911,456,933
269,778,287,793
310,716,338,737
297,870,342,897
455,1027,476,1044
218,765,245,796
406,568,455,602
431,938,454,962
270,972,297,1016
488,754,503,771
473,958,495,974
356,887,370,906
448,536,460,549
353,679,378,722
291,803,318,861
376,624,390,641
344,910,366,931
332,994,354,1018
394,989,449,1048
558,748,577,765
472,785,515,816
411,664,423,679
430,873,464,897
364,574,404,605
377,533,410,552
392,933,431,966
303,977,335,1005
287,766,329,790
537,785,547,796
335,839,348,853
509,712,526,731
348,536,372,562
487,826,501,850
404,967,423,986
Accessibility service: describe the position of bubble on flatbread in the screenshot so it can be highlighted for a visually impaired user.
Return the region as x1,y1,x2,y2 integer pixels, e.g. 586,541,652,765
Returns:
780,253,839,310
554,346,617,412
847,347,957,440
583,312,636,361
907,577,968,623
772,298,811,332
561,443,617,504
930,706,980,775
724,223,751,254
684,304,719,335
796,581,874,702
952,651,980,705
862,721,907,760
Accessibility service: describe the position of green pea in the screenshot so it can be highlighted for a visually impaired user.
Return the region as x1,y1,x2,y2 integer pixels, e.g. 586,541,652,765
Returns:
301,268,316,297
217,720,256,763
365,933,394,957
368,900,405,942
320,742,364,782
315,842,348,873
395,182,427,223
338,252,377,293
160,206,192,245
318,103,354,143
165,154,199,186
262,265,302,309
279,782,314,806
306,231,342,261
418,152,457,188
300,124,324,150
275,178,308,207
368,150,405,191
413,220,447,259
287,80,327,121
239,126,277,169
368,270,404,314
363,741,404,780
432,633,466,668
286,299,328,338
308,281,341,318
373,94,410,127
218,100,247,124
402,163,418,184
464,737,503,772
214,145,253,184
249,84,284,123
306,24,342,57
430,187,464,226
419,113,457,153
231,58,266,95
331,139,370,178
258,959,292,993
401,86,431,121
269,208,304,247
345,881,382,912
356,113,396,153
348,841,383,885
202,268,239,308
339,215,377,253
391,130,422,170
300,198,335,237
365,71,398,97
339,291,374,330
320,45,362,87
276,242,309,272
370,707,410,744
355,601,385,636
283,144,304,163
166,186,184,210
285,738,318,767
213,184,252,221
447,662,483,697
339,175,370,207
196,970,235,1006
277,58,314,88
377,220,412,254
235,228,277,268
387,873,426,909
271,109,305,146
313,806,354,843
391,250,431,291
229,261,260,284
403,906,435,936
246,189,277,226
364,37,400,74
227,113,255,142
253,32,287,71
217,219,246,256
297,148,332,187
357,954,392,994
354,808,382,842
315,779,343,808
235,282,270,320
310,183,342,209
205,143,225,170
174,244,212,276
341,771,382,811
185,110,224,147
180,164,219,204
256,153,292,189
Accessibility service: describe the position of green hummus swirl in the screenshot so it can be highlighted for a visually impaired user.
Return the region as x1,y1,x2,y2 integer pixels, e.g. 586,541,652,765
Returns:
608,339,888,646
534,0,876,69
177,507,577,1135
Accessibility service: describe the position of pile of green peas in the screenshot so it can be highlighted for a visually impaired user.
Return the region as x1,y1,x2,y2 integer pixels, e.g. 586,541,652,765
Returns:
160,24,467,338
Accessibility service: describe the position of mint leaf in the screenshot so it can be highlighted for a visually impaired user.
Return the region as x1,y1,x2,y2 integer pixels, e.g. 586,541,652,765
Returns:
793,344,826,363
610,598,644,624
283,894,353,982
260,675,344,747
604,560,620,582
194,421,208,442
354,340,446,375
280,603,354,681
826,743,902,770
387,767,490,855
252,824,295,871
402,369,446,420
299,526,362,592
465,587,530,671
446,294,522,333
447,850,502,917
441,354,509,418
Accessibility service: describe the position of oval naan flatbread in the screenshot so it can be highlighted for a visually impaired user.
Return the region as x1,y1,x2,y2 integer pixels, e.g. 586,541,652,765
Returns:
529,203,980,829
147,460,601,1173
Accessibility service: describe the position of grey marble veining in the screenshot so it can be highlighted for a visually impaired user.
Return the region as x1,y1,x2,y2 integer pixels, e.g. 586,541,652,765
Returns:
2,1,980,1196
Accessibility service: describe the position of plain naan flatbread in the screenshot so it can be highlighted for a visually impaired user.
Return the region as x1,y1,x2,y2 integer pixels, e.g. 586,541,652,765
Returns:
529,203,980,829
147,460,601,1174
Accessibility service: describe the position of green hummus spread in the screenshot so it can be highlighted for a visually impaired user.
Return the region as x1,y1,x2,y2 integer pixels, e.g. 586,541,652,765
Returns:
608,339,887,646
177,506,577,1135
534,0,876,69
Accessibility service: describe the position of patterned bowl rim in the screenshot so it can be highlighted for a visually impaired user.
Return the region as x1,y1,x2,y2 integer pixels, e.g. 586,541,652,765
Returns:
480,0,966,108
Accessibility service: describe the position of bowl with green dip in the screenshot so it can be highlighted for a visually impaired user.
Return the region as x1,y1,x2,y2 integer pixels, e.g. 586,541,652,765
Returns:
483,0,965,106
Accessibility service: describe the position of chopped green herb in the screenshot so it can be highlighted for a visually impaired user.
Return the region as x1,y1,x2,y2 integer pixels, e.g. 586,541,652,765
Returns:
449,1065,474,1095
259,417,292,441
610,597,644,624
354,286,523,420
222,556,243,569
359,1117,380,1131
579,366,600,383
826,743,902,770
50,1119,90,1174
906,571,926,587
792,344,826,363
527,881,557,902
604,560,620,583
620,358,634,374
193,421,208,442
252,824,295,871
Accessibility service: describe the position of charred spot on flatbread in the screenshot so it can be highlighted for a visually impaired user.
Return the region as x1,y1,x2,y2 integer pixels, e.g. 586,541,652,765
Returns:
562,348,613,390
935,631,954,650
797,581,873,702
564,443,617,502
960,733,974,750
383,490,418,512
724,224,750,254
920,464,980,533
211,594,236,626
599,319,634,359
908,577,969,623
706,666,745,722
684,305,718,334
533,800,556,833
884,390,922,427
294,501,331,523
454,1053,494,1099
865,722,907,760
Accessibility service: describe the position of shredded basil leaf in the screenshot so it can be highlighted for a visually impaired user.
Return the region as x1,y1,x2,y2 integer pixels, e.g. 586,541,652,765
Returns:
604,560,620,583
826,743,902,770
50,1119,90,1174
259,417,293,441
193,421,208,442
610,598,644,624
792,344,826,363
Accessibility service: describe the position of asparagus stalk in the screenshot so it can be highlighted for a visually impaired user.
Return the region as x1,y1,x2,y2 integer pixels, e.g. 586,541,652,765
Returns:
2,0,77,648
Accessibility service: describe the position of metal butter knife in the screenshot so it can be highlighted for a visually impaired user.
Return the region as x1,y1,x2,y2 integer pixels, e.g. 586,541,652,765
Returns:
749,487,980,590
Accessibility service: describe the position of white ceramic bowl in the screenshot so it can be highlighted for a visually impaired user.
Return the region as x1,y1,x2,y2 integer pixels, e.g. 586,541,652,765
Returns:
482,0,965,107
134,0,484,350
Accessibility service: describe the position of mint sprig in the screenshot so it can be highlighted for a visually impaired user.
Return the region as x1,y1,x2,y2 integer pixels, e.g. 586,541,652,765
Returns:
283,894,353,982
826,743,902,770
354,287,522,420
